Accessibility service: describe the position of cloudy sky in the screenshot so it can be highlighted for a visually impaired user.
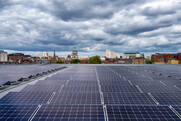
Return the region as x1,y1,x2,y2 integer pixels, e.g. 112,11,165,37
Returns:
0,0,181,57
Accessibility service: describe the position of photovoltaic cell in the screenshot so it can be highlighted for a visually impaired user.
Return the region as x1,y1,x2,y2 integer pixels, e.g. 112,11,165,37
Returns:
1,65,181,121
50,92,101,104
33,105,105,121
68,81,98,86
101,86,139,93
35,80,67,86
100,81,131,86
152,93,181,105
20,85,61,92
139,85,181,93
61,86,99,93
0,92,52,104
0,104,38,121
103,93,156,105
107,105,180,121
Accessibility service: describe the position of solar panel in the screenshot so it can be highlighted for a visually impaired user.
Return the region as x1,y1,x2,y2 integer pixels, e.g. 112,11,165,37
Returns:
0,104,38,121
0,65,63,86
106,105,180,121
61,86,99,93
20,84,61,92
100,81,131,86
130,80,164,86
103,93,156,105
50,92,101,104
32,105,105,121
1,65,181,121
151,93,181,105
68,81,98,86
36,79,67,85
0,92,52,104
139,85,181,93
101,86,140,93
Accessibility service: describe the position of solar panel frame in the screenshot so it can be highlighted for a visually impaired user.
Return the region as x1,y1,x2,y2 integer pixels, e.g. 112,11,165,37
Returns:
103,93,156,105
32,105,105,121
50,92,101,105
0,92,52,104
139,85,181,93
61,85,100,93
106,105,180,121
151,93,181,105
101,85,140,93
0,104,38,121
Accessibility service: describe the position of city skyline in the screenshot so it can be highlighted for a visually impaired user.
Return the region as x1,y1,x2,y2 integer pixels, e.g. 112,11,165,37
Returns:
0,0,181,56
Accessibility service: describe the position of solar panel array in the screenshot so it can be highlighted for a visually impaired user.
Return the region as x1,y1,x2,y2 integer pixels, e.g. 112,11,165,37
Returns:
0,64,62,86
0,65,181,120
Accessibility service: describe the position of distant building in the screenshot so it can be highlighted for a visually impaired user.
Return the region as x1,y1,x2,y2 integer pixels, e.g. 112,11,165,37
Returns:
122,52,143,59
168,60,180,64
152,53,181,64
0,50,8,62
8,53,32,64
134,57,145,64
106,49,110,58
48,56,53,60
106,49,116,59
42,51,48,57
72,47,78,59
67,55,71,59
111,52,116,58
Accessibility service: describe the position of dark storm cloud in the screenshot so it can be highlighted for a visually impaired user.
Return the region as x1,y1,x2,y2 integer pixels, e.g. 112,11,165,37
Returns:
37,0,144,21
0,0,10,9
0,0,181,56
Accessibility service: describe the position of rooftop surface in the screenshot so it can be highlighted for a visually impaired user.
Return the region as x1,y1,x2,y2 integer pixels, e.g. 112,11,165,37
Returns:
0,64,181,120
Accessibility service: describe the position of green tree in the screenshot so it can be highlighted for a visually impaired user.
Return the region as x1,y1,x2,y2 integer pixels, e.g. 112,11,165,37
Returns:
146,59,154,64
70,59,81,64
56,60,64,64
89,56,102,64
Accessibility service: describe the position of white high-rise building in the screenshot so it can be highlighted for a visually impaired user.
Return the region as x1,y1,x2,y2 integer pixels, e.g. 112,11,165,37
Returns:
106,49,116,59
42,51,48,57
0,50,8,62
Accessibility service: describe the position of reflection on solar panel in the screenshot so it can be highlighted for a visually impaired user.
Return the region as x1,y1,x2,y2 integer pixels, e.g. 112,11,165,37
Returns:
0,104,38,121
32,105,105,121
50,92,101,104
107,105,180,121
0,65,181,120
104,93,156,105
0,92,52,104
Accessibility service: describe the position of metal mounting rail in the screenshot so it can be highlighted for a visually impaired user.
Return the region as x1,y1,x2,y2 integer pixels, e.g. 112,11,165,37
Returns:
28,104,42,121
103,105,109,121
174,85,181,92
148,93,159,105
169,105,181,119
58,85,64,92
136,85,143,93
47,92,56,104
128,80,133,86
